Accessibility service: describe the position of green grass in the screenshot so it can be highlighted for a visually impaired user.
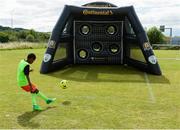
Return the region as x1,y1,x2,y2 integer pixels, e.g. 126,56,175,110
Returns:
0,49,180,129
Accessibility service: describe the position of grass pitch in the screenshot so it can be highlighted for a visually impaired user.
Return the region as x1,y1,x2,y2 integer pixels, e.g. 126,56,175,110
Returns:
0,49,179,129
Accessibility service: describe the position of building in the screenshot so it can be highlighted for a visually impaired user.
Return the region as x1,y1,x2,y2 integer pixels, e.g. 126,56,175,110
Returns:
172,37,180,45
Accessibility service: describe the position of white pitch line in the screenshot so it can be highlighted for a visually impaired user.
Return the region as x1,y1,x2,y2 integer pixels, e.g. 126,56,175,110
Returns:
144,72,156,103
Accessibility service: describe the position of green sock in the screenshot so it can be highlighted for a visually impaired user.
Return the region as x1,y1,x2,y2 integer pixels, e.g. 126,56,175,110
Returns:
32,94,37,106
37,91,48,101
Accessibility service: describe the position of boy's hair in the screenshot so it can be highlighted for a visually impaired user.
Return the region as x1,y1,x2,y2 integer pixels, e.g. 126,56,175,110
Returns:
27,53,36,60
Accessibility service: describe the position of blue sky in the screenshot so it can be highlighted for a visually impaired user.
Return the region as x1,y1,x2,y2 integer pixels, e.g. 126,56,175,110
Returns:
0,0,180,36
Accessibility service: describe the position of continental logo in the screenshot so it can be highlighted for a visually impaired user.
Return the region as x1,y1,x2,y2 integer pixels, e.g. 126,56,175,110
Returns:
83,9,113,15
84,4,113,7
143,42,152,51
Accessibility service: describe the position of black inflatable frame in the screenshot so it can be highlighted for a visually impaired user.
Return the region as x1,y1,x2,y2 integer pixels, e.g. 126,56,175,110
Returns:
40,2,162,75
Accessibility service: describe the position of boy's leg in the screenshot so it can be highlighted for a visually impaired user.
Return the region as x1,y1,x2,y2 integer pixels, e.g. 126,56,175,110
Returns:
21,85,43,111
37,91,48,101
30,84,56,104
31,93,42,111
31,93,37,105
30,84,48,101
37,91,56,104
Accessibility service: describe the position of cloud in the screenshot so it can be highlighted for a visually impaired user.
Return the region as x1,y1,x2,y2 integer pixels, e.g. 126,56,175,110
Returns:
0,0,179,36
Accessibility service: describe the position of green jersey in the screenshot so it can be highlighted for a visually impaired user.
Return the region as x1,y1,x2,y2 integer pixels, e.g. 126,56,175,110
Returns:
17,60,29,87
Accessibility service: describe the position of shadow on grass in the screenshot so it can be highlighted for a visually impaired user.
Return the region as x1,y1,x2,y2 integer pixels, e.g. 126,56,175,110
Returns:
47,65,170,84
62,100,71,106
17,106,56,128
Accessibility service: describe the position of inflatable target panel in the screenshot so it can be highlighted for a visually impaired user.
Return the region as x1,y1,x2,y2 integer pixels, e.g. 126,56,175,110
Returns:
40,2,162,75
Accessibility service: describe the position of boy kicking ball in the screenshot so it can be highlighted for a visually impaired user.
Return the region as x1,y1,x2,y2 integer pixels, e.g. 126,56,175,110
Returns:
17,53,56,111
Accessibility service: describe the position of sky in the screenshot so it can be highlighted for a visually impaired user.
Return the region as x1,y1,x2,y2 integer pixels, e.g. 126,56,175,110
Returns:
0,0,180,36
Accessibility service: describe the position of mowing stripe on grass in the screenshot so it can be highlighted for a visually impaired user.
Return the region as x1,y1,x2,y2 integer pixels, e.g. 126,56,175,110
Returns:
158,58,180,60
144,72,156,103
177,49,180,59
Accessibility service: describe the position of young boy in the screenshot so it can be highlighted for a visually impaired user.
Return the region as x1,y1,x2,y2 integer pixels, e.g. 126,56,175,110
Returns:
17,53,56,111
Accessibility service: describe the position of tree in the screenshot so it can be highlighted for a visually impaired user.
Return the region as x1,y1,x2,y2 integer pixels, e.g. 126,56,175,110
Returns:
29,29,37,39
147,27,165,44
0,32,9,43
6,31,18,42
9,35,18,41
37,32,50,42
0,25,50,43
26,34,35,42
18,31,28,40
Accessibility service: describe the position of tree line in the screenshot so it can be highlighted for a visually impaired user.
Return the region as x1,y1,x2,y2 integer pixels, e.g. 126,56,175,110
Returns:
0,26,50,43
0,25,166,44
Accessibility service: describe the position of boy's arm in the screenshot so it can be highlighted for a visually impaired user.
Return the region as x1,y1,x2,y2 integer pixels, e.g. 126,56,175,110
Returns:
29,68,33,72
24,65,33,92
26,75,33,92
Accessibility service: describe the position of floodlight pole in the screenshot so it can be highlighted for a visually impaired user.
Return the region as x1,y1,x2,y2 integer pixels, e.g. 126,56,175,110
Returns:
165,27,172,44
160,25,173,44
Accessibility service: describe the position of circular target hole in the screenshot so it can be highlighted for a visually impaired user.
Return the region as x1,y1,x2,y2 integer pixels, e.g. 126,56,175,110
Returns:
78,49,88,59
107,25,116,35
81,25,90,35
109,44,119,54
92,42,102,52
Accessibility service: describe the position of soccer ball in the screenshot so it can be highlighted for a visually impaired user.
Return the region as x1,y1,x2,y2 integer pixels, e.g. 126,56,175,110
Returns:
60,80,67,89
